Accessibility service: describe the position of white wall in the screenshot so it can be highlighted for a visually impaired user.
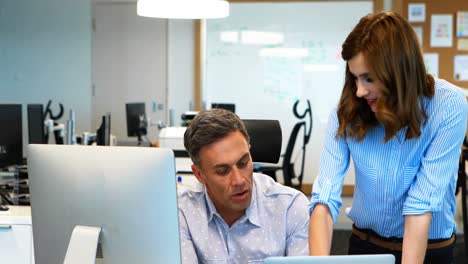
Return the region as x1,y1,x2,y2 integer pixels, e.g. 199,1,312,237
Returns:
168,19,195,126
0,0,92,154
0,0,195,152
92,2,169,143
92,0,195,136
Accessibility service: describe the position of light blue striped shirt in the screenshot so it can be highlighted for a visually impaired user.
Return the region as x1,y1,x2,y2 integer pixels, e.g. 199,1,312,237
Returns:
178,173,310,264
310,78,468,239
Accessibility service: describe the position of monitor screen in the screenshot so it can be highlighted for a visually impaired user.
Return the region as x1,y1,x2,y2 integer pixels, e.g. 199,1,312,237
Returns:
27,145,181,264
0,104,23,168
211,103,235,113
96,113,111,146
27,104,46,144
125,103,147,138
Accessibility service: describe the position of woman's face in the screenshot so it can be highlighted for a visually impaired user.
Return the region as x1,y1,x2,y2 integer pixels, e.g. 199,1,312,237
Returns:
348,52,384,112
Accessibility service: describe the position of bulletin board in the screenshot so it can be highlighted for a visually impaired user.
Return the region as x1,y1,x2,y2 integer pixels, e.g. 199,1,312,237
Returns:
397,0,468,89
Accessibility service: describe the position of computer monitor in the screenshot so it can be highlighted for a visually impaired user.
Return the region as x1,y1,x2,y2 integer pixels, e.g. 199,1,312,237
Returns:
27,104,46,144
211,103,236,113
0,104,23,169
27,145,181,264
125,103,147,142
96,113,111,146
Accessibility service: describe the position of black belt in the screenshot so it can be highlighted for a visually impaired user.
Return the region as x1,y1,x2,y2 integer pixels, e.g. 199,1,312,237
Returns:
352,225,455,251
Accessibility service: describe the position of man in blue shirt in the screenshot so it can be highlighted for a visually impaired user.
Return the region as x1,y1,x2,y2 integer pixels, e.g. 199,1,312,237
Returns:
309,11,468,264
179,109,310,264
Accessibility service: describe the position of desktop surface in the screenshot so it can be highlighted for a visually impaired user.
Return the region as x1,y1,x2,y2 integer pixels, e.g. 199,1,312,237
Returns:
0,205,31,225
28,145,181,264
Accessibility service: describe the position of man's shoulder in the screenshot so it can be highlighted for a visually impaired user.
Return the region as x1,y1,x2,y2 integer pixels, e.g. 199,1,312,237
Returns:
253,174,310,223
253,173,306,200
177,184,205,207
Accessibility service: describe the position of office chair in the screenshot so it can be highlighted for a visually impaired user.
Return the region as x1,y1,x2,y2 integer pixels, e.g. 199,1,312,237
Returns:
253,100,312,189
43,100,65,144
243,119,282,164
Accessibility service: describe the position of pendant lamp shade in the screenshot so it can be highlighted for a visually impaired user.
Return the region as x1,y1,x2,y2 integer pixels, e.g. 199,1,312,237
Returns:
137,0,230,19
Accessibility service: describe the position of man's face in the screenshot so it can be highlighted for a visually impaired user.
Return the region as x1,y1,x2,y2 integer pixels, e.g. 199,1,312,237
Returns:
192,130,253,224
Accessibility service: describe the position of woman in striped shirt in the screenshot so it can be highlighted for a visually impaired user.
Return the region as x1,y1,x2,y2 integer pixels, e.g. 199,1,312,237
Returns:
308,11,468,264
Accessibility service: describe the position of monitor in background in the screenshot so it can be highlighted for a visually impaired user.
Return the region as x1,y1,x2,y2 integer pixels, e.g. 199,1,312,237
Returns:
27,145,181,264
96,113,111,146
0,104,23,169
125,103,147,143
211,103,235,113
27,104,46,144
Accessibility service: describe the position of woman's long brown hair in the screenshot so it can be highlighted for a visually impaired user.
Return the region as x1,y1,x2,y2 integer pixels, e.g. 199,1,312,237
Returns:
337,11,434,142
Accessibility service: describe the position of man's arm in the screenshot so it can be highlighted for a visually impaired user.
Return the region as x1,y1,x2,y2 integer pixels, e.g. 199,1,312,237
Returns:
402,213,432,264
285,193,310,256
178,209,199,264
309,204,334,255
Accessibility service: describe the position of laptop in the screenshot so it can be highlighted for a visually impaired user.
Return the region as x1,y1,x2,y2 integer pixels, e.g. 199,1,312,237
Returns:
264,254,395,264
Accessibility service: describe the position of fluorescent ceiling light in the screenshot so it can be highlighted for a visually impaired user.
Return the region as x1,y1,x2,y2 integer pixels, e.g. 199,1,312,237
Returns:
137,0,229,19
303,64,340,72
259,48,309,58
241,31,284,45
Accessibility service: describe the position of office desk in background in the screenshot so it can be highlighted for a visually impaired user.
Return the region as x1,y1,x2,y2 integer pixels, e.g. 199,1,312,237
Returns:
0,206,34,264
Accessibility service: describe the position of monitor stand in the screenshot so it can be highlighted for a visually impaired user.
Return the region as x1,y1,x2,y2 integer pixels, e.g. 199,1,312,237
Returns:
64,225,101,264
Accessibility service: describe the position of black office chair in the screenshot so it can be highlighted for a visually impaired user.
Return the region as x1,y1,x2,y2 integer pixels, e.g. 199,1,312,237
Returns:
243,119,282,164
253,100,312,189
177,119,282,164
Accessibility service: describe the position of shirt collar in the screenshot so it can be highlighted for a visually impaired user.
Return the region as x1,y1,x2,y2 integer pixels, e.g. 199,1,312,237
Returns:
203,178,262,227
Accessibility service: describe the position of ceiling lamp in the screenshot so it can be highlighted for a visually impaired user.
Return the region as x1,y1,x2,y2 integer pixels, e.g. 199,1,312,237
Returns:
137,0,230,19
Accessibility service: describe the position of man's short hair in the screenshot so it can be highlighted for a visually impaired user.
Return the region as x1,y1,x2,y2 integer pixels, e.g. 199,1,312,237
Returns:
184,109,249,166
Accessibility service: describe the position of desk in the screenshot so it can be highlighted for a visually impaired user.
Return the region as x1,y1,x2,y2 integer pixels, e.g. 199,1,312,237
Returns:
0,206,34,264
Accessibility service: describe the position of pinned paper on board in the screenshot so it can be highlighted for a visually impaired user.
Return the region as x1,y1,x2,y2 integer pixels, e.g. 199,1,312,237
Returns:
458,39,468,51
424,53,439,78
454,55,468,81
408,3,426,22
431,14,453,47
413,26,423,45
457,11,468,38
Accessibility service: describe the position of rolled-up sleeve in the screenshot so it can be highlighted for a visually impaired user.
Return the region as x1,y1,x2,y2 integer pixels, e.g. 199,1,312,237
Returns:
309,111,351,222
403,92,468,215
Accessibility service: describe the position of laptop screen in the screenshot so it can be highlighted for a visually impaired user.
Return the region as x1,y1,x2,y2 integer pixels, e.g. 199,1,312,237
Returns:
264,254,395,264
